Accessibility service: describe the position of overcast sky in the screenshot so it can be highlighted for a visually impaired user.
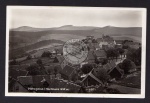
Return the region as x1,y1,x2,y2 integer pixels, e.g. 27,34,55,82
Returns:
8,6,144,28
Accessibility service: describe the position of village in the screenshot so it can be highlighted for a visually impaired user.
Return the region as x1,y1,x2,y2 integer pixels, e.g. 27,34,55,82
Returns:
9,34,141,94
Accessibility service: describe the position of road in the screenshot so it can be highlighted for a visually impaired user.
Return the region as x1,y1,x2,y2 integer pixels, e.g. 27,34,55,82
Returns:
108,84,141,94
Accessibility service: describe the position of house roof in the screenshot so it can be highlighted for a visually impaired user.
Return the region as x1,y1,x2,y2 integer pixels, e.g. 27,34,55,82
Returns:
82,72,103,85
109,60,116,69
32,75,51,87
96,38,103,43
88,43,95,50
94,50,107,58
9,64,29,71
9,69,28,79
84,51,95,62
103,63,112,72
115,40,123,44
18,76,33,85
49,79,81,93
20,58,38,65
60,65,76,77
108,65,123,75
44,65,61,74
9,78,17,91
94,43,100,49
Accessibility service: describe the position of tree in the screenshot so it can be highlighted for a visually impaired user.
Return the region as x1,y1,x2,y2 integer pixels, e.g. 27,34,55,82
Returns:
26,54,32,60
121,59,136,74
127,47,141,66
116,48,125,59
81,64,93,74
41,51,52,57
106,48,119,60
36,59,43,65
26,64,40,75
92,39,97,43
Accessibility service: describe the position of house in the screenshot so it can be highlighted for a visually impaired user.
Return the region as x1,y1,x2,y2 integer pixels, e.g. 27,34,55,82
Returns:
12,75,81,93
115,44,122,48
94,50,107,60
55,47,63,55
20,58,38,65
81,72,103,87
109,60,117,69
44,64,62,74
87,43,95,51
103,63,112,72
96,38,103,43
83,51,95,63
115,40,123,45
40,57,54,66
60,65,76,81
93,43,100,50
86,36,94,40
92,65,104,76
98,35,116,49
9,64,29,71
102,35,116,45
108,66,124,79
9,69,29,80
92,60,116,76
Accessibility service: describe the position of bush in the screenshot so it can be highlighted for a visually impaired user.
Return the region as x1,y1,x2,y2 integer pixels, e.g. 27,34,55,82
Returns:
121,59,136,74
81,64,93,74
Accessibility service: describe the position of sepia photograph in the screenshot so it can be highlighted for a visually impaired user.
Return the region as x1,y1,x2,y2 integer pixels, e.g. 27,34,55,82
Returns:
5,6,146,98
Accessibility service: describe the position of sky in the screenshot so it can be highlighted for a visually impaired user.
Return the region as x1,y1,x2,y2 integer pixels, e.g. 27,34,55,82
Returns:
8,6,144,28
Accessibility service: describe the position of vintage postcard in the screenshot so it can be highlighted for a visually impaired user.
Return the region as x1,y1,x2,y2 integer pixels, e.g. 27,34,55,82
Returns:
5,6,146,98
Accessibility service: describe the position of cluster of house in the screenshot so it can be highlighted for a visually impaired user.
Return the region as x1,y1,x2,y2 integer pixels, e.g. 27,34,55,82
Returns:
8,35,138,93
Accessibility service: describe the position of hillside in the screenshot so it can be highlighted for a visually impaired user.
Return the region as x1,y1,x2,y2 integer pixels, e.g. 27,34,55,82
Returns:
9,25,142,49
9,39,64,59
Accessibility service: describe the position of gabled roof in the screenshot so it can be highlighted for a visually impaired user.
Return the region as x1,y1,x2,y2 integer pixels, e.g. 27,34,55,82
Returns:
94,50,107,58
108,65,123,75
84,51,95,62
82,72,103,85
60,65,76,77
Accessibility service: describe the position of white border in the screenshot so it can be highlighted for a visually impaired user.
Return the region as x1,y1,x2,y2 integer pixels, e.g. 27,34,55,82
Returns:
5,6,147,98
